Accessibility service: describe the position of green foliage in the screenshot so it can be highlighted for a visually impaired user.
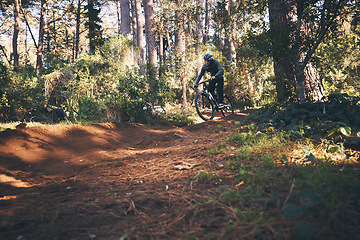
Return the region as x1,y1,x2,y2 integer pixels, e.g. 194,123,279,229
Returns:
2,0,359,125
76,95,101,122
38,36,173,124
0,63,46,122
217,117,359,239
191,168,219,184
208,142,227,155
43,52,68,73
294,222,318,240
246,94,360,142
0,35,175,124
162,112,194,126
225,31,275,109
0,61,11,120
316,18,360,96
282,189,323,220
64,67,151,123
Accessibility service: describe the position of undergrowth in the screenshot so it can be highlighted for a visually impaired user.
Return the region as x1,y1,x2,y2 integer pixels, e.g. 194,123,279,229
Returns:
190,100,360,239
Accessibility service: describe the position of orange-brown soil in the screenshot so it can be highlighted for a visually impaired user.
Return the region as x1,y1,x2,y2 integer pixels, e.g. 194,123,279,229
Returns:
1,113,249,240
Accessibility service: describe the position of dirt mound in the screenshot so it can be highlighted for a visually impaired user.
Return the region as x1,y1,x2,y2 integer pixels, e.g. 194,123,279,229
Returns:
0,122,182,175
0,114,247,240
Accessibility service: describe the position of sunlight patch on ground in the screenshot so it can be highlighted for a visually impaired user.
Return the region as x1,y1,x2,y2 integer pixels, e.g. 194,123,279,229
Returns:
0,195,18,201
0,174,33,188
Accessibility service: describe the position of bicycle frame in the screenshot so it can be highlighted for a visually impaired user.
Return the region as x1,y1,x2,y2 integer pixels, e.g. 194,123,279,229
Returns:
198,79,218,108
194,78,234,121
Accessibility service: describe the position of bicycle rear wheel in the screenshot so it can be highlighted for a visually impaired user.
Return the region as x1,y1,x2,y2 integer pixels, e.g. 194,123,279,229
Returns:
195,92,215,121
220,95,234,117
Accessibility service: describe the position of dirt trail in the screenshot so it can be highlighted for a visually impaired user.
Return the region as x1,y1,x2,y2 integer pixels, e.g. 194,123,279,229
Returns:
0,113,248,240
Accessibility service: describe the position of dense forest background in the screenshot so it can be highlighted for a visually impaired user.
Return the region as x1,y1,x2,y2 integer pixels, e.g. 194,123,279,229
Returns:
0,0,359,124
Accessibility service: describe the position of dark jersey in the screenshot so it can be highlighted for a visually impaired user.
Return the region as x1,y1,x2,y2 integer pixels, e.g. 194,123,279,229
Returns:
194,59,224,85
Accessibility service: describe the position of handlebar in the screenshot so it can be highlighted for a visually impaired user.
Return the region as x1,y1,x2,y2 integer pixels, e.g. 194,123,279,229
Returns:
194,78,211,88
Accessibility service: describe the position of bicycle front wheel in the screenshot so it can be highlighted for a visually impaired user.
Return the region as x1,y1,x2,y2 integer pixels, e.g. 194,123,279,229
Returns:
195,93,215,121
220,95,234,117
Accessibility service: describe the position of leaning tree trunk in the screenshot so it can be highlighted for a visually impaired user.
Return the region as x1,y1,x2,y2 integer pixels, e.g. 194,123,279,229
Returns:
293,1,325,102
12,0,20,69
36,0,47,75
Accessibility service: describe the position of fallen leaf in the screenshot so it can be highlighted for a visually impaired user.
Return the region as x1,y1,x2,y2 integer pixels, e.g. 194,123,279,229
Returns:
236,181,244,187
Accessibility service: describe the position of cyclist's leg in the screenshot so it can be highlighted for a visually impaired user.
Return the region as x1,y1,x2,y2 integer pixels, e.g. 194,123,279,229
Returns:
216,77,224,104
208,79,217,101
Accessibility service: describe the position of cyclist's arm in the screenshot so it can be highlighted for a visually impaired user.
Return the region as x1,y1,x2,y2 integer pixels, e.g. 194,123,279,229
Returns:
194,67,205,86
213,60,224,79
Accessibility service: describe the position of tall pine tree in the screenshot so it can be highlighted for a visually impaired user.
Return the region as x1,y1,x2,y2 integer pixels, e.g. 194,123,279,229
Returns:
87,0,103,54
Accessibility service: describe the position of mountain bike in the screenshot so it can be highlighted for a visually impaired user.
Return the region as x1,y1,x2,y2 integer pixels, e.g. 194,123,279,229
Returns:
194,79,234,121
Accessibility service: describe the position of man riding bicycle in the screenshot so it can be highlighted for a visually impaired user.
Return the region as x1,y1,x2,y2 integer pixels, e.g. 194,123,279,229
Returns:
193,53,224,106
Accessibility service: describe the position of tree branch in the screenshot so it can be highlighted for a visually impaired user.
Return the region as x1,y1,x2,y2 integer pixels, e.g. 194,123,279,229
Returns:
0,45,11,65
46,0,75,25
300,0,344,71
20,7,38,49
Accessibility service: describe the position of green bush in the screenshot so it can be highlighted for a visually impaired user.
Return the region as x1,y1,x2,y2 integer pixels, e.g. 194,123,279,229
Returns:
0,63,45,122
247,94,360,136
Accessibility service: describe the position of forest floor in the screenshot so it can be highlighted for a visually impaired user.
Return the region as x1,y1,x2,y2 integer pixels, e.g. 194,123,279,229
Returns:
0,111,359,240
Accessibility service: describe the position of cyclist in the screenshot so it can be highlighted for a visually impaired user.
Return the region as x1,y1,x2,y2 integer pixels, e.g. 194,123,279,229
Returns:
193,53,224,106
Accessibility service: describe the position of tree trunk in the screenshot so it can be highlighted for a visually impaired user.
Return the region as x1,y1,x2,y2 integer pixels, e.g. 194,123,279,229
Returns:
21,7,38,49
133,0,145,66
268,0,296,102
196,0,204,75
197,0,204,45
75,0,81,59
293,1,325,102
159,33,164,64
87,0,103,54
240,59,254,103
88,0,95,54
175,2,188,111
36,0,47,75
116,0,121,37
157,0,164,65
120,0,131,38
304,61,325,101
165,30,172,61
12,0,20,69
268,0,329,102
130,0,137,41
204,0,212,45
52,10,57,53
143,0,157,67
226,0,236,69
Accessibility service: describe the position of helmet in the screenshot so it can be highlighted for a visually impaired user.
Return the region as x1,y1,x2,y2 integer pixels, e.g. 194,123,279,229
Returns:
203,53,213,61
